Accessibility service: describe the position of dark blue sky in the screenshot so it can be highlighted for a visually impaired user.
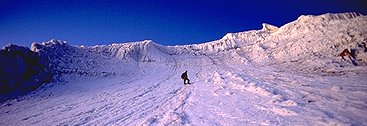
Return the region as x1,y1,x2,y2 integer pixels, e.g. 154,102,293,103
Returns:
0,0,366,47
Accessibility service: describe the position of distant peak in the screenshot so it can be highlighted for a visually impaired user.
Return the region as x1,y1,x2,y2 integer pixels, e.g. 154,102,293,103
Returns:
221,33,235,40
2,44,29,52
48,39,67,44
38,39,68,47
143,40,153,43
142,40,155,45
31,39,68,52
261,23,279,33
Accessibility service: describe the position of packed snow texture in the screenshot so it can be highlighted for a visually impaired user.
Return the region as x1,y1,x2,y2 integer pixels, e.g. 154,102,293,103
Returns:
1,12,367,125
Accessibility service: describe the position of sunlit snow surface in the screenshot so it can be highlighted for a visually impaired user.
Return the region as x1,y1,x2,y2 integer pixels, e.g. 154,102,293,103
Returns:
1,12,367,125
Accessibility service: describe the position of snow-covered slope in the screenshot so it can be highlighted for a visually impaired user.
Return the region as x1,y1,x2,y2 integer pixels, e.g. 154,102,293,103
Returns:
1,12,367,125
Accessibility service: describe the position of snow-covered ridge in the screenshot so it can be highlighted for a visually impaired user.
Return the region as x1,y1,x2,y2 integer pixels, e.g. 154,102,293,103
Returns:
0,13,367,81
29,12,367,75
1,12,367,125
1,12,366,101
31,40,126,77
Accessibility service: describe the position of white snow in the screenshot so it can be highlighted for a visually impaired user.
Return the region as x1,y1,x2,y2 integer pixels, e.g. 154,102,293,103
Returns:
1,12,367,125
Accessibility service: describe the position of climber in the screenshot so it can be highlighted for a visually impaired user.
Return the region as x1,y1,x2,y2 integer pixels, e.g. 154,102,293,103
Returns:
339,49,353,60
361,42,367,52
339,48,358,66
181,70,191,85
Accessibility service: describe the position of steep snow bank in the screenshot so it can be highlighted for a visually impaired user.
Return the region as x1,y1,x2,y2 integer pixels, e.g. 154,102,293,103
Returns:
31,39,141,79
0,44,52,102
156,12,367,75
237,12,367,75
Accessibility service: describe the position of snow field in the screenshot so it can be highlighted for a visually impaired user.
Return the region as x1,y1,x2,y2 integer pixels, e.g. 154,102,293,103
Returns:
1,12,367,125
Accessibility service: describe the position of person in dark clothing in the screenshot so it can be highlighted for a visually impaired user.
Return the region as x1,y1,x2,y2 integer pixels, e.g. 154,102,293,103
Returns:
362,42,367,52
181,70,190,85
